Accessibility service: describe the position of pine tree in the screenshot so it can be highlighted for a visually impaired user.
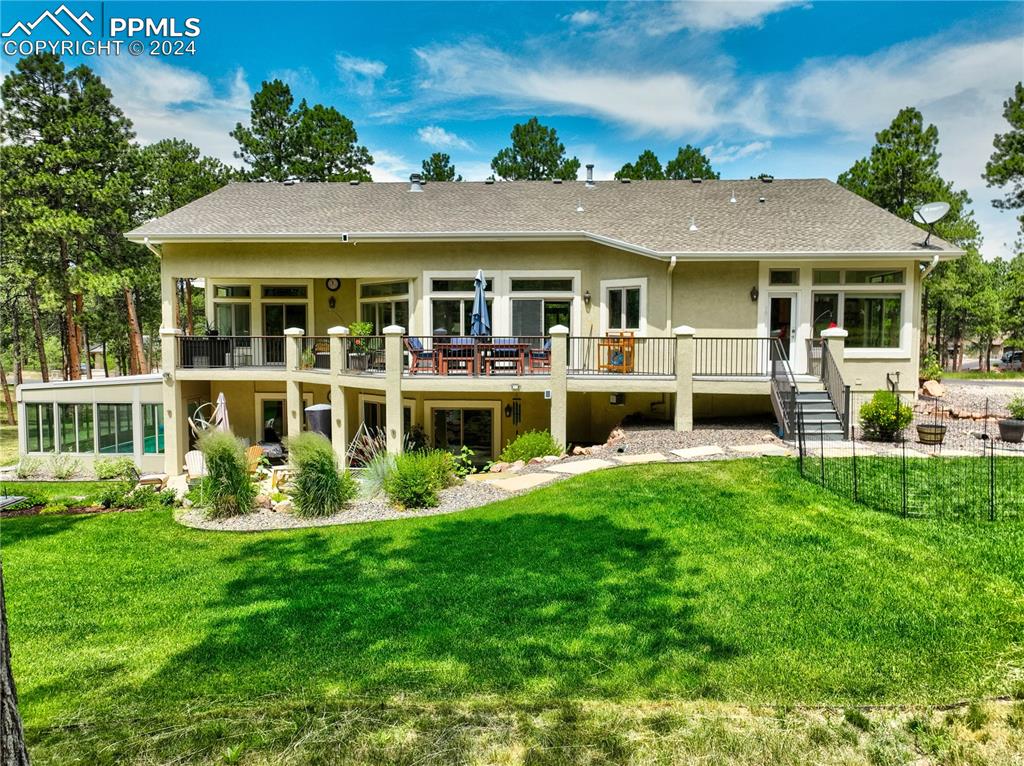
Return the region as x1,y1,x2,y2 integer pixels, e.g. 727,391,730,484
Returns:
491,118,580,180
665,145,719,180
615,150,665,180
421,152,462,181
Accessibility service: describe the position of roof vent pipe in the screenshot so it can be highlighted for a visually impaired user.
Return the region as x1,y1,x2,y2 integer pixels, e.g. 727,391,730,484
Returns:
585,164,595,187
409,173,424,192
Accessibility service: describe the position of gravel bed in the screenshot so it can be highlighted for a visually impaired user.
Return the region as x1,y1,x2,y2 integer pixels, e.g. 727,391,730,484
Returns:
177,478,514,532
900,381,1024,453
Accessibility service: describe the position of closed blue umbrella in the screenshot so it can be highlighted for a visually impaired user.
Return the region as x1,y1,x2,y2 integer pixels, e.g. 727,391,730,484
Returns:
469,269,490,337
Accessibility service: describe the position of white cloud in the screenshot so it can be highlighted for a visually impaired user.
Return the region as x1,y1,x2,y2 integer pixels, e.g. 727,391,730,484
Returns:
704,140,771,163
565,9,602,27
627,1,802,35
335,53,387,96
369,148,415,182
97,57,249,166
417,125,473,150
414,41,728,135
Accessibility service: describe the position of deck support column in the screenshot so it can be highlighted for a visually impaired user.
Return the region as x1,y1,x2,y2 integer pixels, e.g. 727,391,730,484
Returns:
383,325,405,455
549,325,569,449
284,328,305,440
820,327,848,378
159,327,185,475
328,326,350,465
673,325,695,432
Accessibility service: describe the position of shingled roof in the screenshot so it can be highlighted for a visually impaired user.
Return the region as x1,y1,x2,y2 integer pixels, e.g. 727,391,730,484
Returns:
126,178,960,258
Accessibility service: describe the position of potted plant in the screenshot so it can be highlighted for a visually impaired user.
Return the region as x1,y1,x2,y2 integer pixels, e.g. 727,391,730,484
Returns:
300,348,315,370
916,420,946,445
859,390,914,442
998,395,1024,443
347,321,374,371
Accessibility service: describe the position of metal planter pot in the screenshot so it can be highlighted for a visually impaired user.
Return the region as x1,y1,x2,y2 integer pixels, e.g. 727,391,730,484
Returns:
998,419,1024,443
916,423,946,446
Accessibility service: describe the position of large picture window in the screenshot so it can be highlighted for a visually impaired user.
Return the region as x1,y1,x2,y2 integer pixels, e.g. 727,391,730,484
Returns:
59,403,94,453
607,286,641,331
359,280,409,333
25,403,55,453
813,292,902,348
98,404,134,454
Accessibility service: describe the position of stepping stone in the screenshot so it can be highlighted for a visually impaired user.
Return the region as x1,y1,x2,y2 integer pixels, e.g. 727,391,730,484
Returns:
487,473,559,492
805,441,876,457
879,448,928,458
992,447,1024,457
670,446,725,459
612,452,668,464
544,458,616,475
929,449,976,458
729,444,792,456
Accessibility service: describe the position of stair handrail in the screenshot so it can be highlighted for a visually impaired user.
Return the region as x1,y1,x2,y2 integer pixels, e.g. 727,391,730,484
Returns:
769,338,799,438
820,342,851,437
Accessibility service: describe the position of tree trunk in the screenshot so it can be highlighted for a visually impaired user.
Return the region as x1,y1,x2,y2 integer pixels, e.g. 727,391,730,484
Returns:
26,287,48,383
10,300,23,387
0,561,31,766
184,279,195,335
102,341,109,378
0,358,15,426
125,287,148,375
78,295,92,380
60,239,81,381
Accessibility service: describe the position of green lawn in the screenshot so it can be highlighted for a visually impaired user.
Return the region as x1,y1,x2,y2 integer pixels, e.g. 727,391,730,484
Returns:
4,460,1024,764
1,422,18,465
0,480,113,504
943,370,1024,380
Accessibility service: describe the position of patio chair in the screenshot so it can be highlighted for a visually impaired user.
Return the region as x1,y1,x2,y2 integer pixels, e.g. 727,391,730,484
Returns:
439,336,477,375
136,473,169,490
483,337,525,375
404,336,438,374
245,444,264,474
184,450,208,483
528,338,552,373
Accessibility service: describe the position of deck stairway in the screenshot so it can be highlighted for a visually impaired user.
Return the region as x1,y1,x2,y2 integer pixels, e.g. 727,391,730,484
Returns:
794,379,846,442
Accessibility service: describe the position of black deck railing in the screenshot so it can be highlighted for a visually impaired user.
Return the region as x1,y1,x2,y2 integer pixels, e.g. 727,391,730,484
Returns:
300,336,331,371
177,336,285,368
568,336,675,376
770,338,799,438
820,341,851,436
694,337,773,377
402,335,550,376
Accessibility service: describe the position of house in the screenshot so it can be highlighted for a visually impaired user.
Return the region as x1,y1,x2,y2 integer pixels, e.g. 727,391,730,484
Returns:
15,175,962,475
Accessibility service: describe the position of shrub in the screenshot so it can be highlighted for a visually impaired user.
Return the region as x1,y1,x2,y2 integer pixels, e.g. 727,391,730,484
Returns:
859,391,913,441
15,456,43,479
94,457,139,481
1007,395,1024,421
40,502,70,515
498,429,563,463
98,483,177,510
98,481,135,509
48,453,82,480
453,445,475,477
360,452,395,498
382,450,456,509
286,432,357,517
197,430,256,518
919,352,943,382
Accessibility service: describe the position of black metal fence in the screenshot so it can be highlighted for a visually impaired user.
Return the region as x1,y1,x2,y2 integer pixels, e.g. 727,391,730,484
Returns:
797,395,1023,521
178,335,285,368
694,337,773,377
569,336,676,376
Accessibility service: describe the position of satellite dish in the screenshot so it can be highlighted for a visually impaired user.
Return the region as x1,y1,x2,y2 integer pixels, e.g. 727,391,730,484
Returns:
913,201,950,225
912,201,950,248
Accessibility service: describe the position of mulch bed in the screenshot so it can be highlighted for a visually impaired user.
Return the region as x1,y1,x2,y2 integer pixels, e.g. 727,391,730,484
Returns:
0,504,139,519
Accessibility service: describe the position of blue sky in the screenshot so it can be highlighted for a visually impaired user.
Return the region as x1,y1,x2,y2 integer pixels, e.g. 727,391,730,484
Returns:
3,0,1023,258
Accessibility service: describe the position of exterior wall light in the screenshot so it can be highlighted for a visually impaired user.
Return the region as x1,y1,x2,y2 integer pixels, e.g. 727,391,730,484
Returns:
583,290,591,307
750,286,759,302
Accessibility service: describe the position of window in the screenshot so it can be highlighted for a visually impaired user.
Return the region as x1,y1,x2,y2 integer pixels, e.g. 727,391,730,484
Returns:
812,292,902,347
432,408,494,463
214,303,251,336
98,404,134,454
25,403,54,453
431,298,493,336
360,281,408,299
214,285,251,298
769,269,799,286
844,295,902,348
263,303,306,335
512,299,571,338
261,285,307,299
607,286,641,330
812,269,841,285
510,278,574,292
844,269,904,285
432,278,493,292
359,281,410,333
59,403,94,453
143,404,164,454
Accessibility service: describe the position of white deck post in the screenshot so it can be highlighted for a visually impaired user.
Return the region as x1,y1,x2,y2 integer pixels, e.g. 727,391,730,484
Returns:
328,326,350,464
820,327,848,377
674,325,695,432
284,327,305,439
548,325,569,449
383,325,405,455
158,327,185,475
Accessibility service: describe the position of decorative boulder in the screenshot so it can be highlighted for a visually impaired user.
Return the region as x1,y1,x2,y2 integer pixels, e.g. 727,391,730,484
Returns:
508,460,526,473
489,462,510,473
921,380,945,398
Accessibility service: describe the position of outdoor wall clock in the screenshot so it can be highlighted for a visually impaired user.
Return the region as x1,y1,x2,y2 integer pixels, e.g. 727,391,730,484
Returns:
325,278,341,291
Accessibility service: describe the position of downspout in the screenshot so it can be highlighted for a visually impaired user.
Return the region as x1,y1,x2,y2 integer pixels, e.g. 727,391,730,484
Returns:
143,236,162,258
666,255,677,333
920,253,940,280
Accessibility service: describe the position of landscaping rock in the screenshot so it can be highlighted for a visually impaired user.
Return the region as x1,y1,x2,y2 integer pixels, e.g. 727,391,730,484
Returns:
273,499,293,513
508,460,526,473
489,461,510,473
181,498,193,509
255,494,273,510
921,380,945,398
541,455,561,463
606,427,626,444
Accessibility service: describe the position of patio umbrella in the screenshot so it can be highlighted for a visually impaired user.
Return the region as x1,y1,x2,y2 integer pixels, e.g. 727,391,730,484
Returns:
212,391,231,433
469,269,490,337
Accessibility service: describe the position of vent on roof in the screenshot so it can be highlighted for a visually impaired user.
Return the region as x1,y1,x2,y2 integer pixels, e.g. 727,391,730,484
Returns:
409,173,423,192
485,178,495,185
761,175,774,183
691,177,702,183
620,178,631,184
283,178,299,186
349,179,360,186
585,164,595,188
553,178,563,184
688,217,698,232
729,191,737,203
758,195,766,203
